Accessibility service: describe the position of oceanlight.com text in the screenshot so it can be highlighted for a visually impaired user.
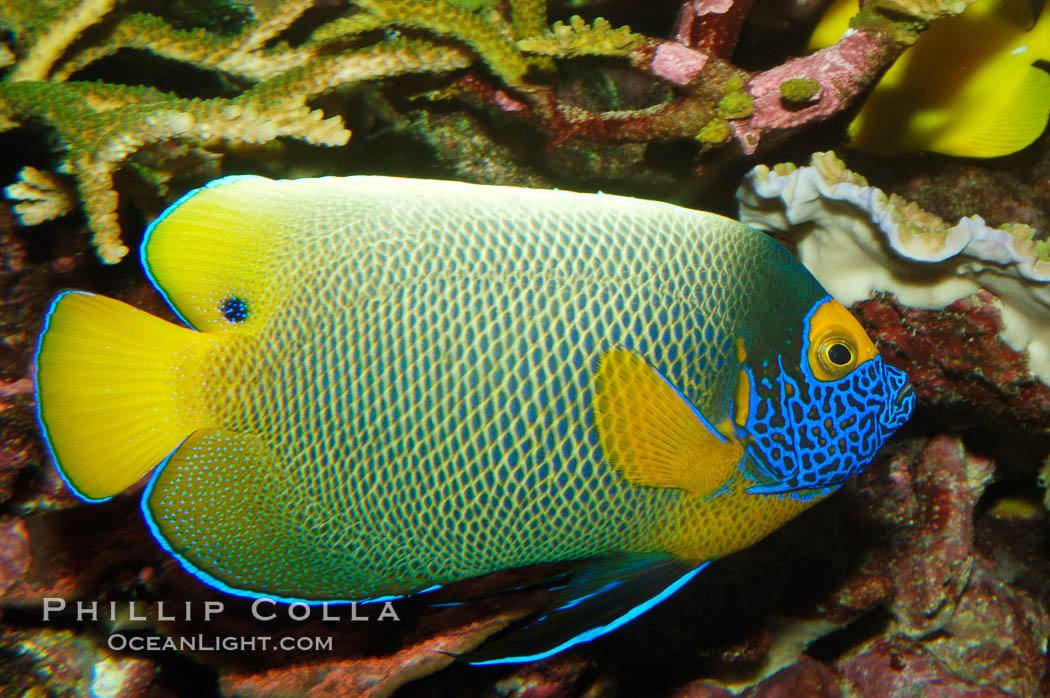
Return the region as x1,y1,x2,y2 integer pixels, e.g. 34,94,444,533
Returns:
107,633,335,652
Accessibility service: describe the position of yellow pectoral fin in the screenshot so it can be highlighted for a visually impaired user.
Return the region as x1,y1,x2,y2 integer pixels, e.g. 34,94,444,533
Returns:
594,348,743,497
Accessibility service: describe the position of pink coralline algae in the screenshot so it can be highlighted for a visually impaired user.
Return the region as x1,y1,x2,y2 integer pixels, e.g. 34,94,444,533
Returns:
601,24,910,158
852,436,995,637
651,43,710,87
219,614,522,698
840,435,1049,697
750,657,843,697
674,0,755,58
492,0,975,166
838,635,1012,698
735,32,902,154
929,558,1050,697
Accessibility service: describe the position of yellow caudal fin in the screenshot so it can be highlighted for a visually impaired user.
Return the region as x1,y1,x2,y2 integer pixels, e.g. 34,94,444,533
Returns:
34,291,217,501
934,65,1050,157
593,349,743,497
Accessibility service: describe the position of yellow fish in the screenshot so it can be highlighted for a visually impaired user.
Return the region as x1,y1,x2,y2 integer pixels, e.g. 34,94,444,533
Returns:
809,0,1050,157
33,176,914,663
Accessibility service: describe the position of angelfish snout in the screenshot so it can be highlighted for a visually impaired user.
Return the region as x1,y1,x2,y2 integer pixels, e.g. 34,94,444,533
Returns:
895,382,914,407
883,365,915,430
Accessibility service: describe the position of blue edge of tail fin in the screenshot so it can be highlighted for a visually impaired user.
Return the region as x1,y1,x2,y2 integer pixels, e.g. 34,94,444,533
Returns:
32,289,110,504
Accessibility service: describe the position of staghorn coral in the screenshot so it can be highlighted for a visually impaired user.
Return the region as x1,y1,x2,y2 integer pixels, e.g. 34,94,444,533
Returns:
0,0,470,262
1,78,352,262
4,166,75,225
518,16,644,58
2,0,978,263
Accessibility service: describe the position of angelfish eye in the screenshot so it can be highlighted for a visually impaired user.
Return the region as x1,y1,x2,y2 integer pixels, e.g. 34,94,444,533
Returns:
805,299,877,382
817,336,857,375
827,342,853,366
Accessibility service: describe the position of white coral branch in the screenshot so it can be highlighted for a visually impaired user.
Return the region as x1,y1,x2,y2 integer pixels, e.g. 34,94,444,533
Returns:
4,166,77,225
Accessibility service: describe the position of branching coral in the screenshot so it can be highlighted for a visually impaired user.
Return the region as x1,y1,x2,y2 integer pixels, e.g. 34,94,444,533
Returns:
0,1,473,262
4,166,75,225
1,0,979,263
518,16,643,58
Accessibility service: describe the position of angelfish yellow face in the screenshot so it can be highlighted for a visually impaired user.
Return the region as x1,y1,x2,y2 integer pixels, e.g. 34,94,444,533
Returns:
806,299,878,382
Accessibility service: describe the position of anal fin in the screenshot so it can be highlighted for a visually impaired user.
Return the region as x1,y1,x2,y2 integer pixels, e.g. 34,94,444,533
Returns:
461,554,706,665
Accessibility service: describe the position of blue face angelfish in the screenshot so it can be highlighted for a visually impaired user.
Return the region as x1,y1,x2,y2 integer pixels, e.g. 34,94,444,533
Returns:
33,176,914,663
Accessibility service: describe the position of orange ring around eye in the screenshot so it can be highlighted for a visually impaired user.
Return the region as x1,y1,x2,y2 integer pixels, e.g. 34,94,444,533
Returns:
816,334,857,378
807,300,877,382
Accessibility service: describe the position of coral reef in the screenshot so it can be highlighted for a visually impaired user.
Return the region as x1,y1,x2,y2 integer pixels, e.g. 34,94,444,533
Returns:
1,0,974,262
